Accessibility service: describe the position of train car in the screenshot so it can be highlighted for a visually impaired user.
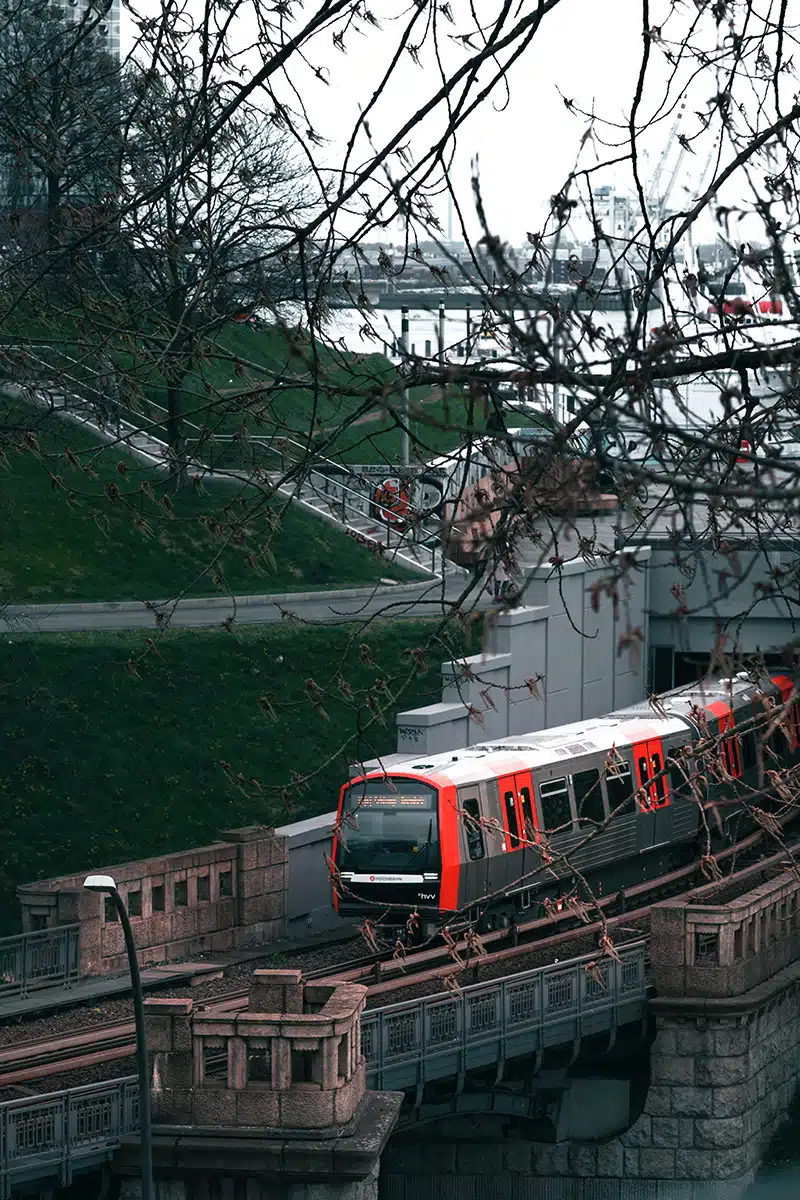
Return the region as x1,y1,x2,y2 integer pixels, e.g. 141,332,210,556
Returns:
331,670,800,937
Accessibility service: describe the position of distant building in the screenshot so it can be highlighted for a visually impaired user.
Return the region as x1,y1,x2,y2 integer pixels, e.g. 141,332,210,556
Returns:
0,0,121,214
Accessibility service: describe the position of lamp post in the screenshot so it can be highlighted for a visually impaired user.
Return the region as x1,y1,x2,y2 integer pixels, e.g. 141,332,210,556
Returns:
84,875,154,1200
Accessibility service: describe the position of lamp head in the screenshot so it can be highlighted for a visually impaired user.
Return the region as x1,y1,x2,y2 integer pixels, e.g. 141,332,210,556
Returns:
83,874,117,893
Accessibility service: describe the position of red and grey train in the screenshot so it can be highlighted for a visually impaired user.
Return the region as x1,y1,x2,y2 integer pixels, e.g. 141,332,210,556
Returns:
332,670,800,936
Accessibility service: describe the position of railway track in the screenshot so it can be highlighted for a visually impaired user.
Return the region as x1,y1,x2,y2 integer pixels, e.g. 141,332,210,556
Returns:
1,822,793,1087
0,1021,136,1086
0,951,384,1086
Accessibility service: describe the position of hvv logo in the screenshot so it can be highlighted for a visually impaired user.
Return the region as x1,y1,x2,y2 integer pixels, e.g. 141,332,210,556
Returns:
418,892,436,901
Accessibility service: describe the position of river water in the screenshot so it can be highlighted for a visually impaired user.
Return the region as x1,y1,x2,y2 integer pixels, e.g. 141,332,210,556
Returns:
318,303,793,432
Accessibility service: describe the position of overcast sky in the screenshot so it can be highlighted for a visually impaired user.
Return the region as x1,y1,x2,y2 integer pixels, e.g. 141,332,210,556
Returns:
120,0,768,247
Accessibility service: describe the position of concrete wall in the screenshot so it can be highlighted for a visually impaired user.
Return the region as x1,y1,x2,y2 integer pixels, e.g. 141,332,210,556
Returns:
275,813,343,938
646,540,797,659
360,546,651,769
17,826,288,975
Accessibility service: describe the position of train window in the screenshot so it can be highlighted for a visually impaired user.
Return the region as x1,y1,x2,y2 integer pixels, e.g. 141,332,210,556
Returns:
767,725,785,765
462,798,485,861
605,762,634,814
503,791,521,849
667,749,691,795
519,786,534,837
572,769,604,825
740,731,756,772
636,756,653,809
651,752,668,805
538,778,572,831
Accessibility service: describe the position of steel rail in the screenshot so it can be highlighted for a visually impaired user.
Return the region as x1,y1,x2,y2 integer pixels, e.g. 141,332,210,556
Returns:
1,825,793,1085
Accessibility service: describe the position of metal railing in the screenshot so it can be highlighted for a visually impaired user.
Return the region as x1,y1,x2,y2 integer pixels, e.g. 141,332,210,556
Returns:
0,926,80,1001
0,941,648,1190
361,939,649,1090
8,361,452,577
0,1076,139,1198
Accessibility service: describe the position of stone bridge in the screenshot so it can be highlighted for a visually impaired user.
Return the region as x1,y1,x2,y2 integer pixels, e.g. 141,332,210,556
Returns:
4,863,800,1200
384,863,800,1199
0,942,649,1198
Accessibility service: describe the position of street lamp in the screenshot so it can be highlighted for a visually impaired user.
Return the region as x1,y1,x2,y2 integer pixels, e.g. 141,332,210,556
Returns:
84,875,154,1200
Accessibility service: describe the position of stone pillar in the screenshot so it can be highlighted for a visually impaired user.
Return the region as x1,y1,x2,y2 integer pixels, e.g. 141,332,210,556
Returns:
146,997,193,1123
118,970,402,1200
222,826,288,944
249,968,302,1013
119,1162,382,1200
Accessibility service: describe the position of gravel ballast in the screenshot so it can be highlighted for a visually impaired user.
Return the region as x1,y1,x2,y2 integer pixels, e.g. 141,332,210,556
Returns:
0,938,360,1048
364,920,650,1010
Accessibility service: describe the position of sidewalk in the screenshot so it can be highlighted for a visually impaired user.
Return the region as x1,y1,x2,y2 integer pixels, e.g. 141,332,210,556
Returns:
1,577,474,634
0,926,359,1021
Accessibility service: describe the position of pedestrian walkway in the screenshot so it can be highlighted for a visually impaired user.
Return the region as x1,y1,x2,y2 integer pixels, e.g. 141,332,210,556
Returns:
0,576,474,633
0,960,225,1022
0,925,358,1022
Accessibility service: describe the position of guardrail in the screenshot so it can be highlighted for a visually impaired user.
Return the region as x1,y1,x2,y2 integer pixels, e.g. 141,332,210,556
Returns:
7,358,450,575
361,939,649,1091
0,941,648,1191
0,926,80,1001
0,1075,139,1198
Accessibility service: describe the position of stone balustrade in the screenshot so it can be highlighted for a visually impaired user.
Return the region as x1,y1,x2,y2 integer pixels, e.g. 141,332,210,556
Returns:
17,825,288,976
651,869,800,998
147,968,367,1131
113,968,402,1200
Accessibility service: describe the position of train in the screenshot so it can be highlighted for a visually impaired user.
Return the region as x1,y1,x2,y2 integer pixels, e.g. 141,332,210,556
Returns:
331,669,800,938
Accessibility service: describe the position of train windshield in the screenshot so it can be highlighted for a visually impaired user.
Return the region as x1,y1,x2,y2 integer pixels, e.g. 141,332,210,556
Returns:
336,778,439,872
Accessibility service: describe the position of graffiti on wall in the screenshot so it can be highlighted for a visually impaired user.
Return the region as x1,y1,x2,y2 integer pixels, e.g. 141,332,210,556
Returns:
371,477,412,529
319,464,448,537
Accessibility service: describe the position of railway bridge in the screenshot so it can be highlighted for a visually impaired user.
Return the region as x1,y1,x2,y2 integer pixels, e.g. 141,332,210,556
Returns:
2,855,800,1199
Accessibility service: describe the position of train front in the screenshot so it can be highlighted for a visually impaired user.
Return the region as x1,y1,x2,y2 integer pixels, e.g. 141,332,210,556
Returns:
332,773,445,937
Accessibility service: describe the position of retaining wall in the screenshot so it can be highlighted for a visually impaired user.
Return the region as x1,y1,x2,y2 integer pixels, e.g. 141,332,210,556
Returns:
17,825,288,975
355,548,651,772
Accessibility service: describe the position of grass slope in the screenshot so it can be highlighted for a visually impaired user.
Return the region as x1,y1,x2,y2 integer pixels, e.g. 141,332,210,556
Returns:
0,622,465,931
1,403,413,603
4,306,541,468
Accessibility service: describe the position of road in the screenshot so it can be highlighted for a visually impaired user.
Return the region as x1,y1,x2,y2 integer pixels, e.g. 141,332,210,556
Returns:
1,578,485,635
5,491,791,637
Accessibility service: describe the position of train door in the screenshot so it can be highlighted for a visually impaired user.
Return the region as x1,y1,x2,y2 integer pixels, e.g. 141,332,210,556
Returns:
497,770,538,893
633,738,671,850
481,777,514,899
456,785,489,912
772,675,800,762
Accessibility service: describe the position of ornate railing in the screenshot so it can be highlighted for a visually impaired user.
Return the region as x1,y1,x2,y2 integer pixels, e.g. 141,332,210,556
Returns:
0,1076,138,1197
361,940,649,1090
0,926,80,1001
0,941,648,1191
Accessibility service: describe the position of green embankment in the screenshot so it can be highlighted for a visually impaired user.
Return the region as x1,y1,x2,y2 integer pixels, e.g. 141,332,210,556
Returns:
2,308,484,467
0,622,465,932
2,404,414,603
